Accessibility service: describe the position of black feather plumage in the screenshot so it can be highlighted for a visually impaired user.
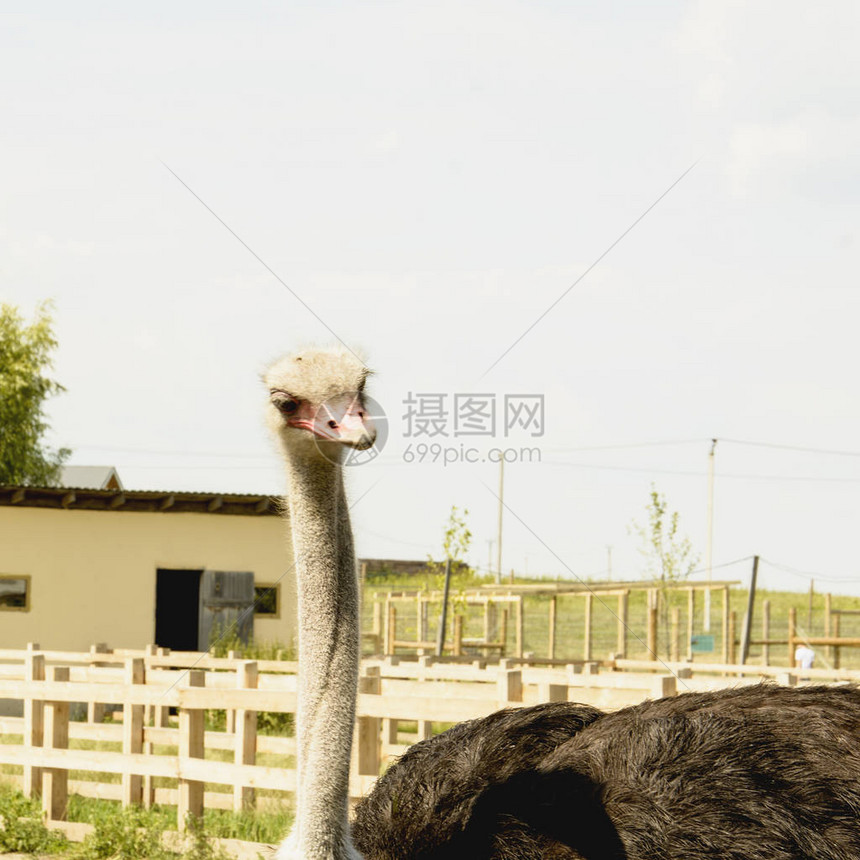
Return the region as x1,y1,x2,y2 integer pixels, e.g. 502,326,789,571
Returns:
352,684,860,859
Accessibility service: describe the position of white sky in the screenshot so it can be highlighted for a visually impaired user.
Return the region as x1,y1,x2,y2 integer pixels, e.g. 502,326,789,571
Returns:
3,1,859,596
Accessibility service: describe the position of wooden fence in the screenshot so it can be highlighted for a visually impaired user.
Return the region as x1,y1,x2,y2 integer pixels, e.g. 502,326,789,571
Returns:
3,643,860,847
372,584,741,663
371,587,860,669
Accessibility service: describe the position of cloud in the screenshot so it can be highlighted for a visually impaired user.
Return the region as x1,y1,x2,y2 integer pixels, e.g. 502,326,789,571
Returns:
726,111,860,199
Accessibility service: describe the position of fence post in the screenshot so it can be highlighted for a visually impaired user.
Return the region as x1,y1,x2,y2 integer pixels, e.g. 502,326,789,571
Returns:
500,608,509,657
23,648,45,798
234,660,258,812
762,599,771,666
617,591,628,658
515,597,524,658
651,675,677,699
142,647,157,808
383,714,400,756
670,608,680,663
788,607,797,665
647,595,658,659
485,599,498,650
583,593,593,662
453,615,464,657
382,655,400,753
728,611,737,665
355,666,381,779
155,648,171,727
178,669,205,830
372,600,382,654
88,642,109,723
498,669,523,704
686,588,694,661
42,666,70,821
122,657,145,807
386,603,397,656
721,587,730,663
538,682,567,703
417,594,427,649
833,613,841,669
143,645,156,727
225,651,239,735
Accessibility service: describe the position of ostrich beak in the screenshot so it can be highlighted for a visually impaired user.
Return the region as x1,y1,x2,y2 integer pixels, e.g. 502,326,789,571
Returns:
290,394,377,449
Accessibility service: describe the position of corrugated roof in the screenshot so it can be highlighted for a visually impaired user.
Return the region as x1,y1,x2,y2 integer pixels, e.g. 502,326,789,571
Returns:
0,485,282,516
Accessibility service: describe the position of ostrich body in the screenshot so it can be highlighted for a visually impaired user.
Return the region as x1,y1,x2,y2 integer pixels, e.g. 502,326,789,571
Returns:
353,685,860,859
268,347,860,860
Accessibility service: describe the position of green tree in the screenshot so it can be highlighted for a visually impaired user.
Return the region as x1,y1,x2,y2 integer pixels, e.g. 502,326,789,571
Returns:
0,301,70,486
427,505,473,580
630,485,699,656
427,505,473,652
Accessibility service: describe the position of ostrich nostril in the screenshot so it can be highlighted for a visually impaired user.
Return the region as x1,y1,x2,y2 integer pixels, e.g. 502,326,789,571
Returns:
328,420,338,429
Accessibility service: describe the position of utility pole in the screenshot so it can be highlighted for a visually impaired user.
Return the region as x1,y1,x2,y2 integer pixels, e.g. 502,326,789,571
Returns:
704,438,717,632
607,545,613,582
739,555,759,664
496,458,504,585
486,539,494,578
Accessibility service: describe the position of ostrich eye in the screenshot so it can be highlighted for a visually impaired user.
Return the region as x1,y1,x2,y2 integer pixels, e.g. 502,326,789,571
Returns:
276,398,299,415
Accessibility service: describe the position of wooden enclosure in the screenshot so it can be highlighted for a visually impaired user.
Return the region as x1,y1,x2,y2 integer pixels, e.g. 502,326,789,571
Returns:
367,581,860,671
4,640,860,846
370,581,744,663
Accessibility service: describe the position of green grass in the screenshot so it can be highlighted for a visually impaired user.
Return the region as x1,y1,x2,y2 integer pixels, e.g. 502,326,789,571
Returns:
68,795,291,847
0,780,69,854
0,780,288,858
207,632,295,663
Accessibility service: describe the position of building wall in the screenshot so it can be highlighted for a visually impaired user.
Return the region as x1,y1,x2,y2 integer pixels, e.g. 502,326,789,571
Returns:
0,506,296,652
359,558,432,577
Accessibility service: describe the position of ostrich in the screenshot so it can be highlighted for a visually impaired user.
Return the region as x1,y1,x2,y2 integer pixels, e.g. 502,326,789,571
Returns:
266,346,860,860
266,346,373,860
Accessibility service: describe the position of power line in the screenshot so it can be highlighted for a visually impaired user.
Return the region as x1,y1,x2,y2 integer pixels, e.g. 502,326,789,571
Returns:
481,159,700,378
160,160,363,365
760,558,860,585
543,460,860,483
72,443,273,459
544,439,704,453
72,436,860,462
722,439,860,458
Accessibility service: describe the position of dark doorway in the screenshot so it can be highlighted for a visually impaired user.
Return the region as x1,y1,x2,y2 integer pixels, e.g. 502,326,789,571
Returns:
155,569,203,651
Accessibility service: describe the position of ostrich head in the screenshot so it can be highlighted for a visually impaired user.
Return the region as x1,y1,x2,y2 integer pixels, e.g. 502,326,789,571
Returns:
264,346,376,461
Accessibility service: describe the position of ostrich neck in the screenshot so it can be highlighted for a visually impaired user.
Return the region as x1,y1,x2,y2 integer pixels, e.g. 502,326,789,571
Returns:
284,454,361,860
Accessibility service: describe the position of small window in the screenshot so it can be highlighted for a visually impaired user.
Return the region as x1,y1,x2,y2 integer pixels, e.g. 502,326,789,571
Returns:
254,584,280,618
0,575,30,611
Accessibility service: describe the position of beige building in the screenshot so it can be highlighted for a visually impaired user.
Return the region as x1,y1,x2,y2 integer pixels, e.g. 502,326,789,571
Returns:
0,485,296,653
